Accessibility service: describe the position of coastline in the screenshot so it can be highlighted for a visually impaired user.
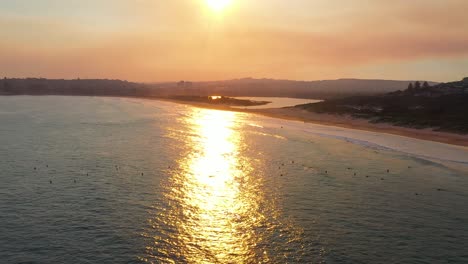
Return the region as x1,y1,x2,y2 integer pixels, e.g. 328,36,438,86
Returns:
152,97,468,147
2,94,467,147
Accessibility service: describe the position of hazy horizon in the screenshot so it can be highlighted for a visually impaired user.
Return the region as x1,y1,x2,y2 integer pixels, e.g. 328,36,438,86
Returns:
1,0,468,82
0,76,444,84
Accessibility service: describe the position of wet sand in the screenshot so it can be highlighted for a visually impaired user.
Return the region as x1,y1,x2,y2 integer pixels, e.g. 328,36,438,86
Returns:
253,107,468,147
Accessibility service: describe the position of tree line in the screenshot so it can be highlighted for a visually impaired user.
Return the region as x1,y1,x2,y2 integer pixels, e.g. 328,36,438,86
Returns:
407,81,430,91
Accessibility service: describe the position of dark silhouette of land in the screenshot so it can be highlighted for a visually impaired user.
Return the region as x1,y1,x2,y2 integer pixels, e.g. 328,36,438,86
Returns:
0,78,145,97
150,78,433,99
0,77,430,99
295,78,468,133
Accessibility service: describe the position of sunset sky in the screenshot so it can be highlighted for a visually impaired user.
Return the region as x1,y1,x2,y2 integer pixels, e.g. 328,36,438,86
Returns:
1,0,468,82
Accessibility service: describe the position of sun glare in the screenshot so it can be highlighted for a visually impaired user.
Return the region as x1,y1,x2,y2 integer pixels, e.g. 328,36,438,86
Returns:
206,0,232,12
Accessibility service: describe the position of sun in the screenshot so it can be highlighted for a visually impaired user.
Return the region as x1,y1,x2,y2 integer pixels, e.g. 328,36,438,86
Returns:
206,0,232,12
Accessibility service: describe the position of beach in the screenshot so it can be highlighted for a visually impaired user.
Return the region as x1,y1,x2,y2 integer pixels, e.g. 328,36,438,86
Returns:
154,97,468,147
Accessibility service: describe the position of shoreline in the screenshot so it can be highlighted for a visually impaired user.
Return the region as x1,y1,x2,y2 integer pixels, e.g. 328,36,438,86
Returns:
3,94,468,147
151,97,468,147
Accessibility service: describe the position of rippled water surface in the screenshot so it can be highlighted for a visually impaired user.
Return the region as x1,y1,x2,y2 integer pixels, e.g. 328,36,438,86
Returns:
1,96,468,263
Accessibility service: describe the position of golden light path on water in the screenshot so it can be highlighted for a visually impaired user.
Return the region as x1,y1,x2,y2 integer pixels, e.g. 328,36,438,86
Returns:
145,108,266,263
178,109,257,262
143,107,306,263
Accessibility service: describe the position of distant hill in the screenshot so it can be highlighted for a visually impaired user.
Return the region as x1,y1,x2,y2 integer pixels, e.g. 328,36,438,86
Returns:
0,77,436,100
0,78,145,96
149,78,436,99
296,78,468,133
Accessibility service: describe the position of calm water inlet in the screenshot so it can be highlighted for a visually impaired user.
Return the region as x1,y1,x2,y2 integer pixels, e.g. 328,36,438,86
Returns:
232,97,322,109
0,96,467,263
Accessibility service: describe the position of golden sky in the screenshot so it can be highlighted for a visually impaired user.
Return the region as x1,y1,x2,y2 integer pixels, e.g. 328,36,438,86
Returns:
1,0,468,82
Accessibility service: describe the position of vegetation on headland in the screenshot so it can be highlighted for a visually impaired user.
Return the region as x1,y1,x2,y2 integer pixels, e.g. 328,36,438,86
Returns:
296,78,468,133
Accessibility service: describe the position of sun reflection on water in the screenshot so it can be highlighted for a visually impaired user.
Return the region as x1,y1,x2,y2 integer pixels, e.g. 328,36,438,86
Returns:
144,108,305,263
180,109,255,262
148,108,266,263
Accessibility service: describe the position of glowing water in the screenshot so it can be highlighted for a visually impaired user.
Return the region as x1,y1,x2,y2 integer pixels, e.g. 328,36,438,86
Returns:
1,96,467,263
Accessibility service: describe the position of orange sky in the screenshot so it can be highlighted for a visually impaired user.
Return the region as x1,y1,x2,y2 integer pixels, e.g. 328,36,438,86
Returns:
1,0,468,82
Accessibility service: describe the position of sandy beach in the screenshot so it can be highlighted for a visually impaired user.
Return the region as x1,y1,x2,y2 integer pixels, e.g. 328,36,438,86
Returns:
154,98,468,147
254,107,468,147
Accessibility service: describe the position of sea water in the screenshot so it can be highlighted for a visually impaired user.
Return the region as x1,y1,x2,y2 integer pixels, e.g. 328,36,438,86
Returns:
0,96,467,263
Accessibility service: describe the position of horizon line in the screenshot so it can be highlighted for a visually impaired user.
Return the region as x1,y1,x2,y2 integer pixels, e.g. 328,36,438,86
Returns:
2,76,448,84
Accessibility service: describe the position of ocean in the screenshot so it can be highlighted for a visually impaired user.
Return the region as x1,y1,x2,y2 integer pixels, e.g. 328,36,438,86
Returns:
1,96,467,263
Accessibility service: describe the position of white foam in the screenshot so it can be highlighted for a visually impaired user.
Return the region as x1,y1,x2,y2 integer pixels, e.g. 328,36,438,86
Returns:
255,115,468,166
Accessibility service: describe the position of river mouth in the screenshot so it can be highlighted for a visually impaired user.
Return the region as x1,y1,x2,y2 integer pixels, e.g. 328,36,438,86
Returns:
231,97,322,109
